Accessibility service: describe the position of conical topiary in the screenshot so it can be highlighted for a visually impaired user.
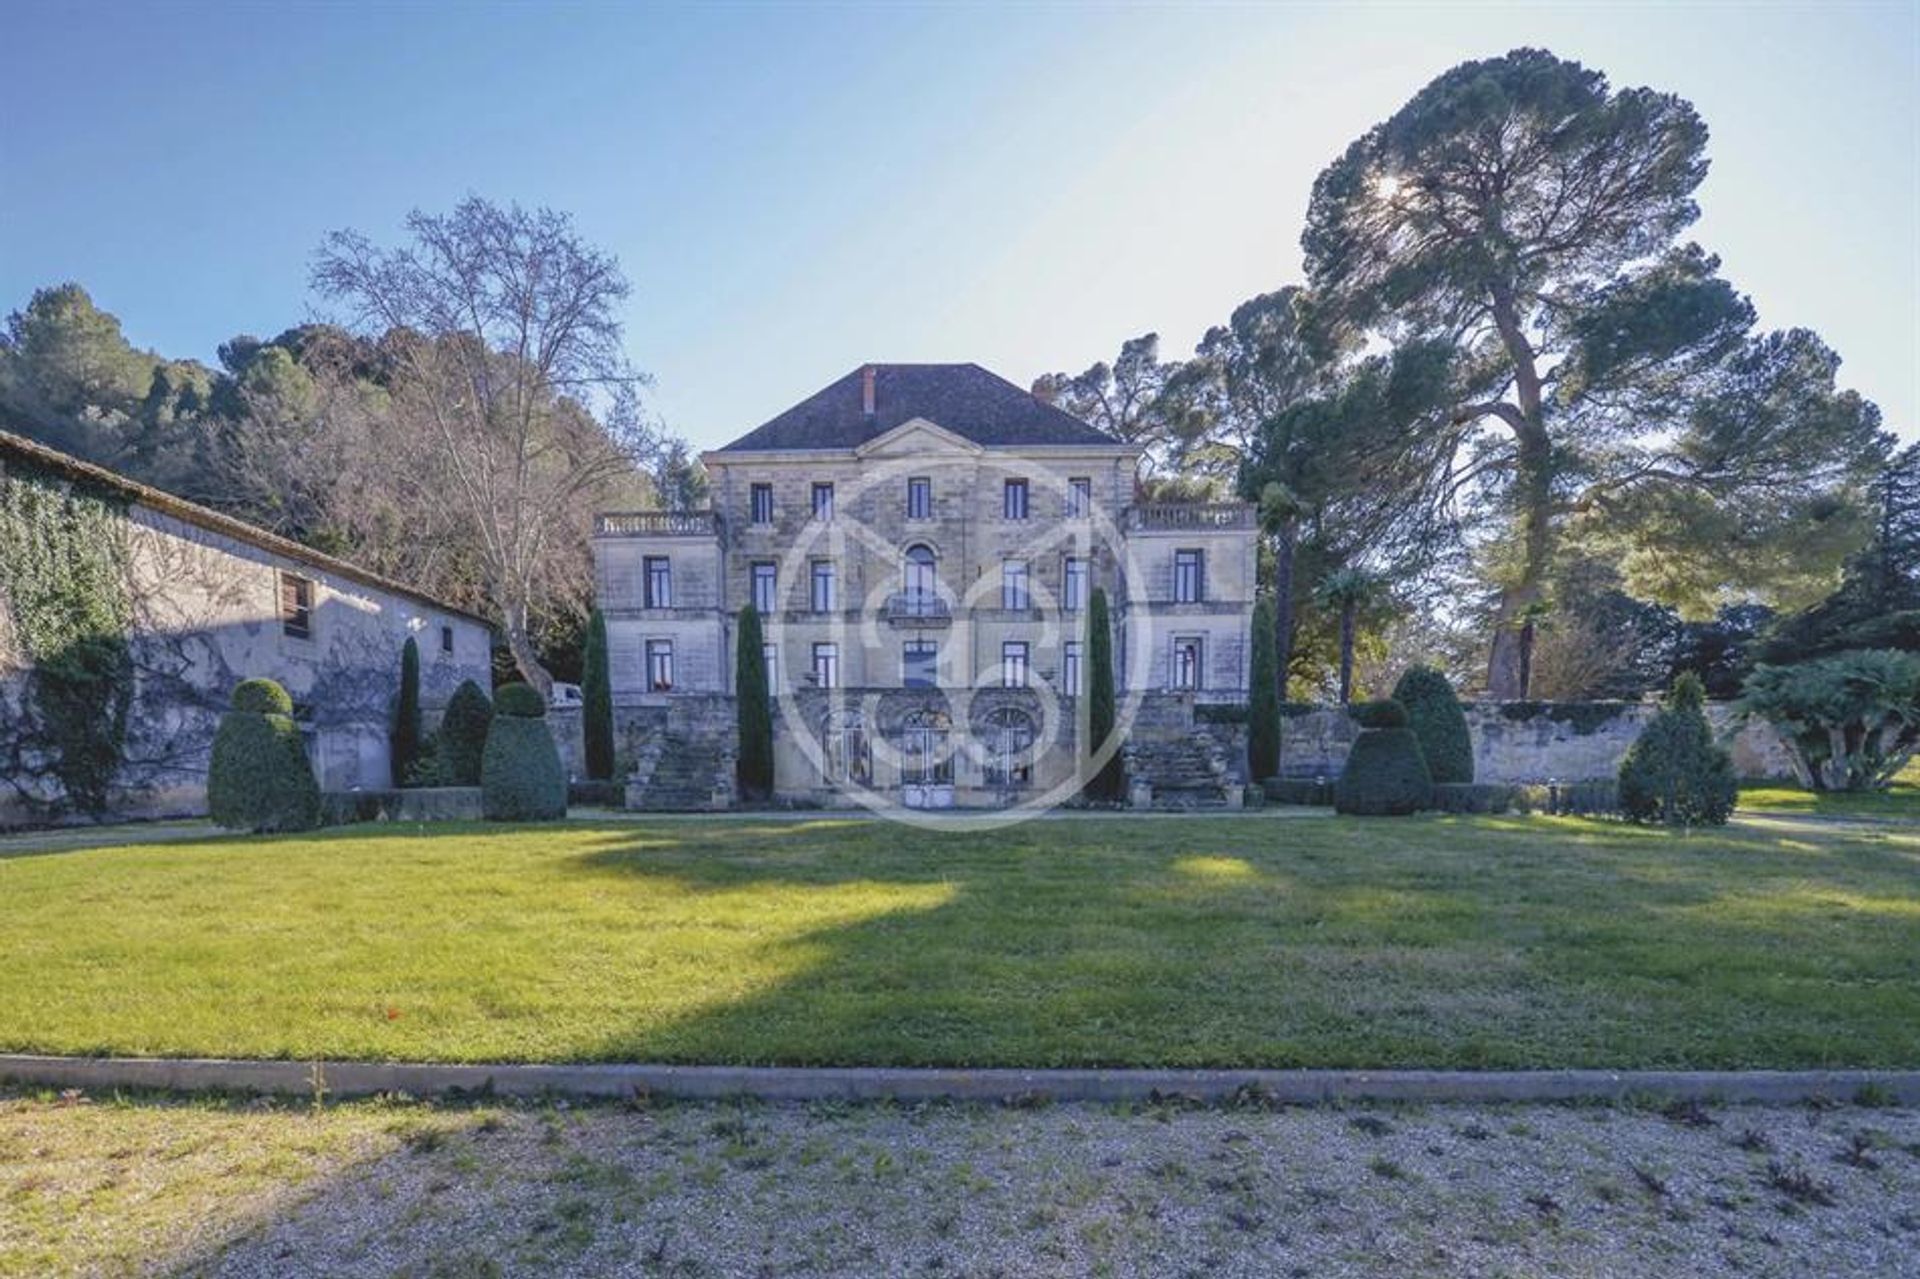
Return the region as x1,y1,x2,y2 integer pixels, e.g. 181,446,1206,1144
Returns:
1391,665,1473,785
1334,699,1431,816
438,679,493,786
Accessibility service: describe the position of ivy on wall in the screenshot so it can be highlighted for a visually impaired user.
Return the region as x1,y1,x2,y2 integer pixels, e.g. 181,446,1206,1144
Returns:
0,457,133,814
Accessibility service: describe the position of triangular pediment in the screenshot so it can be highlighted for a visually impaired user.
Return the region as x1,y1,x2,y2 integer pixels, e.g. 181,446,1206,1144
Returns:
854,417,983,459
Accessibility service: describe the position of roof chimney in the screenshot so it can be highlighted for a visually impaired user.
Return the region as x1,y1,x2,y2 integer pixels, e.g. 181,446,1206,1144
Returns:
861,365,876,418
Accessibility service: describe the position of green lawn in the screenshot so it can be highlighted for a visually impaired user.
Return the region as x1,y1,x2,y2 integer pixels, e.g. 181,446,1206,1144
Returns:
2,813,1917,1070
1740,759,1920,821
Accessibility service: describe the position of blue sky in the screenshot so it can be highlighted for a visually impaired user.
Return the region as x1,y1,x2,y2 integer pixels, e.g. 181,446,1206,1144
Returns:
3,2,1915,450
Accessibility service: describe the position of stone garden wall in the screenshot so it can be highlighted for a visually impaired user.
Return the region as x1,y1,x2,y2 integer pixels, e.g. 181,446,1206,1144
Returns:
1277,702,1794,784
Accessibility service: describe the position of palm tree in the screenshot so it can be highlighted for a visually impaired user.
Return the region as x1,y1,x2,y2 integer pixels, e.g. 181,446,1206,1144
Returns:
1314,567,1379,704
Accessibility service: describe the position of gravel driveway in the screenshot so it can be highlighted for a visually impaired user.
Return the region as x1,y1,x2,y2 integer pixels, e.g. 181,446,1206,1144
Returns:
11,1091,1912,1278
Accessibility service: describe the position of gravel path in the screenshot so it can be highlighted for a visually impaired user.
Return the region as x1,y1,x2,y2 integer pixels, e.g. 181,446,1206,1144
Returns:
12,1092,1909,1278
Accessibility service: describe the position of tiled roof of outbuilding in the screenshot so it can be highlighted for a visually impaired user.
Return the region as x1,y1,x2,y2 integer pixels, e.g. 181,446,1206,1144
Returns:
715,363,1122,452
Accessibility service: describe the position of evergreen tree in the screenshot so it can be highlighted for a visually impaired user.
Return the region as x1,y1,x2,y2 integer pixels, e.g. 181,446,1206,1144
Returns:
1618,673,1737,826
582,607,614,781
1084,588,1124,801
1248,595,1281,781
735,605,772,801
391,636,420,787
438,679,493,786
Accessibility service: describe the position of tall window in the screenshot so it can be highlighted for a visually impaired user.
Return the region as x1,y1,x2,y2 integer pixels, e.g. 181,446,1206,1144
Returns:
1063,557,1088,613
1001,641,1030,688
824,710,871,785
901,709,952,785
646,639,675,692
1172,636,1203,690
1001,559,1029,610
906,476,932,520
1174,549,1204,604
440,624,454,655
751,562,778,615
1066,477,1092,519
1063,640,1083,695
280,573,313,639
762,643,779,692
812,481,834,521
1002,478,1029,520
903,639,938,689
983,707,1035,787
644,555,673,608
904,544,937,611
750,482,774,525
812,642,839,689
810,559,836,612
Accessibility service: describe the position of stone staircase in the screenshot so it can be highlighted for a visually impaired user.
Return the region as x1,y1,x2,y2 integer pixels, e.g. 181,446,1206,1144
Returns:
1126,731,1237,809
625,734,734,812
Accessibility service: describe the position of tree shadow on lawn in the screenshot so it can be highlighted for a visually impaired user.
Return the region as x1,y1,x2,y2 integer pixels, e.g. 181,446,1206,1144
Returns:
555,815,1920,1071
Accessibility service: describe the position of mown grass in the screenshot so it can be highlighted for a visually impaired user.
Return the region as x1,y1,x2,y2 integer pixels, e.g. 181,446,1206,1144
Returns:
2,814,1917,1069
1740,760,1920,821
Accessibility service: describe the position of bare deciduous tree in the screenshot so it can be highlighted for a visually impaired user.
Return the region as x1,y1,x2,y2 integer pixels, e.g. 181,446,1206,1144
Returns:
312,198,647,692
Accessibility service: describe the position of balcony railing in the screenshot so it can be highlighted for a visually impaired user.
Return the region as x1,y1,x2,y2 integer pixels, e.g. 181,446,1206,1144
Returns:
595,510,717,537
1127,502,1256,532
884,592,952,622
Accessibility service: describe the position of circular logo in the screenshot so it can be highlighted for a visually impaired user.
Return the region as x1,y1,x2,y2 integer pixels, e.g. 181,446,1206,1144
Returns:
764,453,1158,830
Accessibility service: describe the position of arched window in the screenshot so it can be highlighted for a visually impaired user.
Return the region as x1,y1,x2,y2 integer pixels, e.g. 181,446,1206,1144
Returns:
821,710,871,786
900,708,952,785
903,544,938,615
982,707,1035,787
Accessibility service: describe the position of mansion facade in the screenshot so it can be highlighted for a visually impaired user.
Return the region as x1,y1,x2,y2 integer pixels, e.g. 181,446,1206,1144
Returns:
592,363,1258,809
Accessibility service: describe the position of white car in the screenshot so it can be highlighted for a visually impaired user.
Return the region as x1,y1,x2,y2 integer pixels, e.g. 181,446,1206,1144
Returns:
549,682,584,711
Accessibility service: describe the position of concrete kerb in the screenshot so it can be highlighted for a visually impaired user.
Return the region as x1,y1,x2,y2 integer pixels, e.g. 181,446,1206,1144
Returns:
3,1056,1916,1108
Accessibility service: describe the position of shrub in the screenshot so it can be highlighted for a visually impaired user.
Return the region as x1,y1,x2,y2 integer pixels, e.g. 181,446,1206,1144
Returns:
438,680,493,786
1618,674,1737,827
1392,665,1473,784
1349,699,1408,729
1264,778,1334,806
1248,595,1280,781
494,681,546,719
391,636,421,787
1427,782,1521,814
569,779,626,808
480,716,567,821
207,678,319,832
231,677,293,715
1334,699,1431,816
735,605,772,800
1739,649,1920,791
582,608,614,781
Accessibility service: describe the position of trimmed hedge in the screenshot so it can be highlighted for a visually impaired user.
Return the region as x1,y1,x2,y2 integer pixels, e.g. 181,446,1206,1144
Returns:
1392,665,1473,784
207,678,319,832
1349,699,1408,729
438,680,493,786
1334,699,1431,816
1264,777,1334,806
1619,674,1736,827
569,779,626,808
494,681,546,719
1428,782,1524,814
481,717,567,821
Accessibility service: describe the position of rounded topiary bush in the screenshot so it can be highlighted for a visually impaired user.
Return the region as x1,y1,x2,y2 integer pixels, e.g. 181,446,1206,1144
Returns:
1619,673,1736,828
494,681,546,719
1335,699,1431,816
231,677,293,716
207,678,319,832
481,680,565,821
1392,665,1474,785
438,679,494,786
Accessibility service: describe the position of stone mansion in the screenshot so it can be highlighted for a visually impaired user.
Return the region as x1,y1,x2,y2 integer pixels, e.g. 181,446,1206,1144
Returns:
592,363,1258,810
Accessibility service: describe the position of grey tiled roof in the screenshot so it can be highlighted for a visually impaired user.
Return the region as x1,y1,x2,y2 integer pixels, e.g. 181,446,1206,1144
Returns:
715,364,1120,452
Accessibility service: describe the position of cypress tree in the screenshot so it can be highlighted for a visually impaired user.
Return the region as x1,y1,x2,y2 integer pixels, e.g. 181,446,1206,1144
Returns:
1084,587,1124,801
582,607,614,780
1391,664,1473,784
735,605,773,801
391,636,421,787
1248,595,1281,781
